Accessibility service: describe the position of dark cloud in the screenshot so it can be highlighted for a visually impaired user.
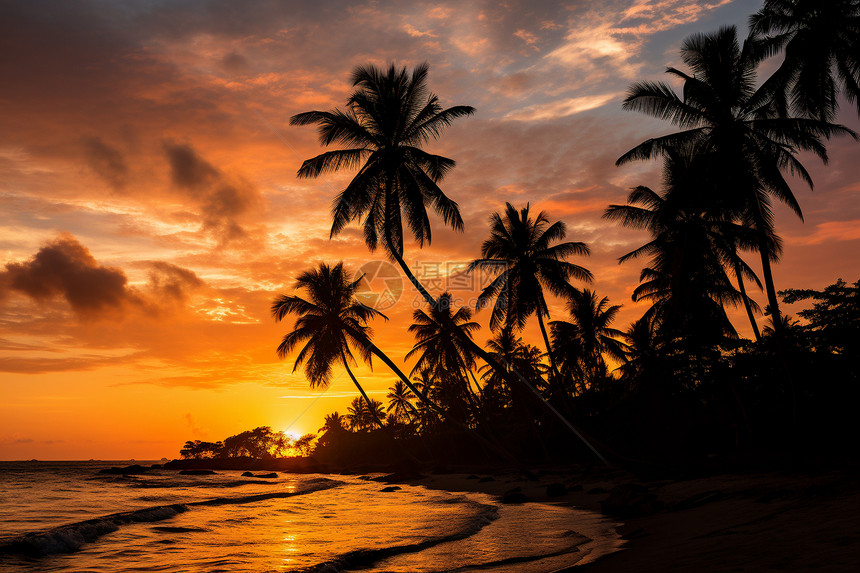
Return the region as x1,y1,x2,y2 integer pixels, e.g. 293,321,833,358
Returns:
147,261,204,303
83,137,129,190
0,234,205,319
1,233,135,318
164,142,263,244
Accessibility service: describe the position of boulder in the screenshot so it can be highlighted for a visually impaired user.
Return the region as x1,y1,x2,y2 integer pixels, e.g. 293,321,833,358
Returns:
380,486,401,492
241,471,255,477
501,491,529,504
98,464,149,475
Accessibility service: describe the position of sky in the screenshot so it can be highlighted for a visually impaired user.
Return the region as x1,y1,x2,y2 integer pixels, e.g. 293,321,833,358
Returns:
1,0,858,460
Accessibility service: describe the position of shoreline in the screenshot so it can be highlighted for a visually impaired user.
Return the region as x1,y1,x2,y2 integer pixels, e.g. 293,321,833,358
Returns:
381,465,860,572
117,459,860,571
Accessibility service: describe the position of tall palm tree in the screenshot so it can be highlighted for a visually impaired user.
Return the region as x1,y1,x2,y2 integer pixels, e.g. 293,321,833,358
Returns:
749,0,860,121
293,65,606,461
550,289,627,392
468,203,592,385
290,62,473,298
605,148,767,340
617,25,854,337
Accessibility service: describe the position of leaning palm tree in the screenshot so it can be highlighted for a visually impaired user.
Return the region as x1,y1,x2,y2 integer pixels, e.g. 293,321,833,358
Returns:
272,261,445,435
272,262,388,429
469,202,592,386
617,25,855,337
749,0,860,121
290,62,473,295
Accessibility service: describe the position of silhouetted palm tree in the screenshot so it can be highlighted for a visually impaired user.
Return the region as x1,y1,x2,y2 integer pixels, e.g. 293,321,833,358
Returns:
617,25,854,337
272,262,387,429
468,203,592,385
550,289,627,392
605,148,766,340
319,411,347,434
386,380,416,424
750,0,860,121
290,62,473,298
407,293,481,417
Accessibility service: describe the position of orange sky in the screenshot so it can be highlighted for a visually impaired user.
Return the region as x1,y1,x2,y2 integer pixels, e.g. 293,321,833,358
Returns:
2,0,858,460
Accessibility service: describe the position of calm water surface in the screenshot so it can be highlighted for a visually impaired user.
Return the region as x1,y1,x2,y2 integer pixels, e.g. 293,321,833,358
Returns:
0,461,621,572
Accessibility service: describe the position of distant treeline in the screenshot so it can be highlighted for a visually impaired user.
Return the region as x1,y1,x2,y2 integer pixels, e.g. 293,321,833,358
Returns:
180,426,315,460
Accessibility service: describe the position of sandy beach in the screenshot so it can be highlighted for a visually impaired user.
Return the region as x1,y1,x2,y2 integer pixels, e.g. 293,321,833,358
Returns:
387,465,860,572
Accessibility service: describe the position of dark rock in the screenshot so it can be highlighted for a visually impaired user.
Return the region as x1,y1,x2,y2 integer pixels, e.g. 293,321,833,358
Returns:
546,483,567,497
501,492,529,504
98,464,149,475
256,472,278,478
601,483,663,517
179,470,217,476
568,484,584,492
588,487,607,494
241,471,255,477
478,476,495,483
372,471,425,483
380,486,401,492
356,475,373,481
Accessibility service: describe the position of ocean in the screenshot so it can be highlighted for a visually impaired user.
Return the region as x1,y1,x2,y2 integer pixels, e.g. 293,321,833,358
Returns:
0,461,621,572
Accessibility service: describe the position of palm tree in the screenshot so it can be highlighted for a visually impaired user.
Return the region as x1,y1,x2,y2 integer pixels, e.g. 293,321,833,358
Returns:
616,25,854,338
347,397,370,431
550,289,627,393
605,148,767,340
293,65,607,462
386,380,416,424
468,203,592,386
290,62,473,298
319,411,347,434
274,261,450,424
407,293,482,417
272,262,387,429
749,0,860,121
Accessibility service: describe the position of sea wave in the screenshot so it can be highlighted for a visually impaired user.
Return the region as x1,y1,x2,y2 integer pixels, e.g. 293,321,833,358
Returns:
291,499,501,573
0,478,342,557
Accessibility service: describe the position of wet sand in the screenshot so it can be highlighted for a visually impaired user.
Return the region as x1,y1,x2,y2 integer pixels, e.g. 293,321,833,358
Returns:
394,466,860,572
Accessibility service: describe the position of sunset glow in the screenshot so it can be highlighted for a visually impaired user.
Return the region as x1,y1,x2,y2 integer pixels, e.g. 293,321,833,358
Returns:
2,0,858,461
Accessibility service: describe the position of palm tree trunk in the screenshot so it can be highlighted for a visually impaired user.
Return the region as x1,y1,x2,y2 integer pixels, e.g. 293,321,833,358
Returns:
384,237,609,464
535,308,563,390
734,261,761,342
756,229,797,423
